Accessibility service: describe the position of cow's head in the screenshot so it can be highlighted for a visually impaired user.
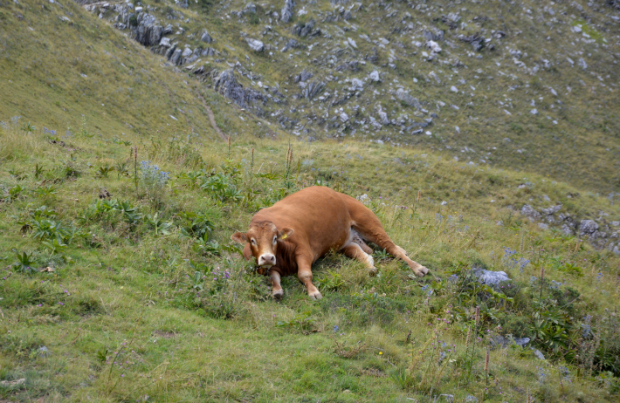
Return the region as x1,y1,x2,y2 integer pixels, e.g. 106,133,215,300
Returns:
231,221,294,268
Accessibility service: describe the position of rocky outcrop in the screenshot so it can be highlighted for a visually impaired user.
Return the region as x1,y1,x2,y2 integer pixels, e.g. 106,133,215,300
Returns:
213,69,266,111
281,0,295,23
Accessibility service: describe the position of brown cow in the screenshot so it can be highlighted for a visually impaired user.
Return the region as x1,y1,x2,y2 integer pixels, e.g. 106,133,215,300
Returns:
231,186,428,300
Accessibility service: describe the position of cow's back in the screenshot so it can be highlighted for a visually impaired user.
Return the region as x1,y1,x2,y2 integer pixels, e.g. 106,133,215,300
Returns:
252,187,351,258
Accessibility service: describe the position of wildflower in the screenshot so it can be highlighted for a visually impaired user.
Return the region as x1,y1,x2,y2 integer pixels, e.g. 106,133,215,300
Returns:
379,351,383,355
58,302,64,305
333,325,339,333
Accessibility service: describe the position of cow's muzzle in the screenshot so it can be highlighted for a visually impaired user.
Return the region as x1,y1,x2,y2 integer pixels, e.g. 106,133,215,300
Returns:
258,253,276,267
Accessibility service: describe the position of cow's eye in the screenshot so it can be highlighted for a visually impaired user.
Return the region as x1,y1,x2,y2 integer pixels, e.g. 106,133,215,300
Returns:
250,239,256,245
273,236,277,244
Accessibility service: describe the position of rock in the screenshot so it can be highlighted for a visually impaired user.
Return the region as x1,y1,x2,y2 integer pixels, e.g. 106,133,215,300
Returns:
347,37,357,48
281,38,298,52
540,205,562,215
159,37,171,47
491,335,530,349
450,86,458,93
530,108,538,115
521,205,541,221
165,44,177,60
533,349,545,360
170,48,183,65
292,19,319,37
538,223,549,230
281,0,295,23
561,224,574,236
134,13,163,46
246,38,264,52
202,47,215,57
38,346,51,357
423,28,444,42
201,31,213,43
369,71,381,82
162,24,173,35
294,69,312,83
339,112,349,122
213,69,265,110
135,6,143,13
613,221,620,227
426,40,442,54
472,267,511,289
181,47,193,58
579,220,599,235
351,78,364,91
376,105,389,125
302,81,325,99
578,58,587,69
396,89,421,109
244,2,257,14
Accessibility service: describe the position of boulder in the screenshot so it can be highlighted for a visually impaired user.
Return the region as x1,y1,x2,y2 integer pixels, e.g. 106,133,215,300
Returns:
281,0,294,23
201,31,213,43
579,220,599,235
213,69,266,109
246,38,264,52
521,205,541,221
396,89,421,109
134,13,163,46
294,69,313,83
170,48,183,65
302,81,325,99
181,47,193,58
369,70,381,82
351,78,364,91
472,267,511,289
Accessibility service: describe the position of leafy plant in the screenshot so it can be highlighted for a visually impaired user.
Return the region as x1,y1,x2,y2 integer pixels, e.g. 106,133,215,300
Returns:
34,163,45,179
12,251,36,273
21,121,36,132
276,311,316,334
146,213,173,236
34,185,57,198
4,184,24,202
96,164,115,179
178,211,213,238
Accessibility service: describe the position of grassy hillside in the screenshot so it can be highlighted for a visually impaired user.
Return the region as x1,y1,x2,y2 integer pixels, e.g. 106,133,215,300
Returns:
1,0,620,402
1,120,620,402
79,0,620,193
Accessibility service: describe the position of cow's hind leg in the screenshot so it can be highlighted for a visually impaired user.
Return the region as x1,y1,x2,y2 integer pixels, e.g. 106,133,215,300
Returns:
352,218,429,277
342,243,378,275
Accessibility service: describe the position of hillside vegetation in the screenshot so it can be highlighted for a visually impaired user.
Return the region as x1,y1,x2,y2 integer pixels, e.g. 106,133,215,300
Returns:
1,0,620,402
79,0,620,193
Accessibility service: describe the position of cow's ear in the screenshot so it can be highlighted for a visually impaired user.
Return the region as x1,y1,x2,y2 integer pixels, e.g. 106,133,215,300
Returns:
278,228,294,240
231,232,248,244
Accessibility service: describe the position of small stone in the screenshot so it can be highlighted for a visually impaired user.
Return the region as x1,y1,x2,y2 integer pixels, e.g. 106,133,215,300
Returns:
530,108,538,115
200,31,213,43
246,38,264,52
369,71,381,82
450,86,458,93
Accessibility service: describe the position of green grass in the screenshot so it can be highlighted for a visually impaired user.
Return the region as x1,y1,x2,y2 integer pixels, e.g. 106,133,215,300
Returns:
1,121,620,402
1,0,620,401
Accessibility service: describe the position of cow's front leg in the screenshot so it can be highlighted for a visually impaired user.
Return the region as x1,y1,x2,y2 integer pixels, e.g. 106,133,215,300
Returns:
270,270,284,300
296,256,322,300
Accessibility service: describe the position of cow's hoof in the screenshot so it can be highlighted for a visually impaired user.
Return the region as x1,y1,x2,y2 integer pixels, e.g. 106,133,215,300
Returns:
309,291,323,300
414,265,429,277
368,267,378,276
273,290,284,300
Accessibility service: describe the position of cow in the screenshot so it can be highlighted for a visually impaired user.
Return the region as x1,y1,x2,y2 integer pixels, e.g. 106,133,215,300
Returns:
231,186,428,300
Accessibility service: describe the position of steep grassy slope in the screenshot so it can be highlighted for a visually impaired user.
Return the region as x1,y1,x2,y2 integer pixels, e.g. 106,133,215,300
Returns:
0,0,254,141
1,121,620,402
1,1,620,402
83,0,620,193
